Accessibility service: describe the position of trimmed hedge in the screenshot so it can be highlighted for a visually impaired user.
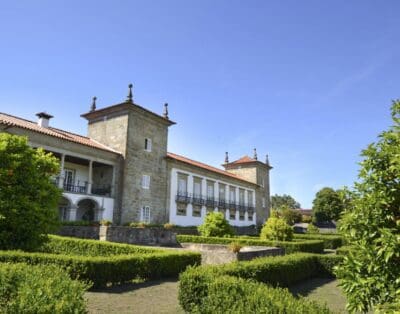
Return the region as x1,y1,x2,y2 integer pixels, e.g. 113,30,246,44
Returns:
41,235,161,256
177,234,324,254
293,233,343,249
188,275,331,313
0,262,88,313
0,236,201,287
179,253,342,313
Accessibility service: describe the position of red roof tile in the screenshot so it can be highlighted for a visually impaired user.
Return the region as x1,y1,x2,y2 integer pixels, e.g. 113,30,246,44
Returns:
0,112,121,154
230,155,257,164
167,152,258,186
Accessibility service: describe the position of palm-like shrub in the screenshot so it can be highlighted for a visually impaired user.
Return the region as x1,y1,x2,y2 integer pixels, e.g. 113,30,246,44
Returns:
260,217,293,241
198,212,234,237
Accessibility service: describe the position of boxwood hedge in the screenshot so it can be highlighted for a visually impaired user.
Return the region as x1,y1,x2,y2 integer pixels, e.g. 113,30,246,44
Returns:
0,236,201,287
177,235,324,254
0,262,88,313
293,233,343,249
179,253,343,313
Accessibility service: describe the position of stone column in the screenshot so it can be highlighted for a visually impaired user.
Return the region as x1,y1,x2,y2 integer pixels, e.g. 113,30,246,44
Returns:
201,177,207,216
68,205,77,221
88,160,93,194
58,153,65,188
214,181,218,211
187,175,194,217
111,165,117,197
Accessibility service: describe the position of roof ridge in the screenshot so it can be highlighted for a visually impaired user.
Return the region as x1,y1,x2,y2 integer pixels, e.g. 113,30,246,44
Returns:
167,152,258,186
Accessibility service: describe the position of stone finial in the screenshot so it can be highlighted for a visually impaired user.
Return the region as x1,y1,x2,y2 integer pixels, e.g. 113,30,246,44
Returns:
90,96,97,112
253,148,258,160
225,152,229,164
266,154,269,165
127,83,133,103
163,103,169,119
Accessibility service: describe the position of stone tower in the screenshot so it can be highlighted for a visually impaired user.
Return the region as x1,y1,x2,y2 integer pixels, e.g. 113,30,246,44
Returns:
81,86,175,224
223,150,272,225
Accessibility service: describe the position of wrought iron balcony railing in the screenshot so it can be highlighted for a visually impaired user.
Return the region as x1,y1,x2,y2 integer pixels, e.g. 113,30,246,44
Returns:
176,192,191,203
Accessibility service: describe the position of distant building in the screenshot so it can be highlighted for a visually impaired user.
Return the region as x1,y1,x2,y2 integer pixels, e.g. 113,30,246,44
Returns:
0,85,272,226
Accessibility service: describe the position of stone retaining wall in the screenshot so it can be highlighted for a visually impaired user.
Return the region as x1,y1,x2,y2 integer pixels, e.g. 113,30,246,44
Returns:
56,226,177,246
181,243,284,265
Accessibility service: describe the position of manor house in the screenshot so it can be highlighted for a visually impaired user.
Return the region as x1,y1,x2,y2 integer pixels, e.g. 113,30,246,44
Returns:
0,85,272,226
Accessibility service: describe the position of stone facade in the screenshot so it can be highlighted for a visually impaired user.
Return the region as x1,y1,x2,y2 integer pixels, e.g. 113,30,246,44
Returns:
1,88,272,227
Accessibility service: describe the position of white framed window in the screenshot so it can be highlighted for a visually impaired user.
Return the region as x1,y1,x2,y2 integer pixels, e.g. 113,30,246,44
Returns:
142,175,150,189
141,206,151,223
178,175,187,194
262,197,266,207
177,203,187,216
144,138,152,152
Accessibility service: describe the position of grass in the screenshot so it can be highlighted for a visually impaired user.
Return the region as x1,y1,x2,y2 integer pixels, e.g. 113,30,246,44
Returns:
289,278,347,313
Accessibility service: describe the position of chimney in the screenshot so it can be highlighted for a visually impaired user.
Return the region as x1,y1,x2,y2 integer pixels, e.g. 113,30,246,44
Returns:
36,112,53,128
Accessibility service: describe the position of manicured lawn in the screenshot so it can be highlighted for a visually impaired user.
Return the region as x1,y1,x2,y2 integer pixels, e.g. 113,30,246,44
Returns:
289,278,347,313
86,280,184,314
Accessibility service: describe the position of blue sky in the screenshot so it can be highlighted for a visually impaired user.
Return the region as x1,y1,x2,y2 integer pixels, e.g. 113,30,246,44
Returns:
1,1,399,208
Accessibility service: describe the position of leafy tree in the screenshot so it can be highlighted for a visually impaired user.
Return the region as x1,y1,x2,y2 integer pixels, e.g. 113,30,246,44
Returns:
260,217,293,241
281,207,302,226
335,101,400,312
271,194,300,210
0,134,61,251
312,187,344,222
198,212,234,237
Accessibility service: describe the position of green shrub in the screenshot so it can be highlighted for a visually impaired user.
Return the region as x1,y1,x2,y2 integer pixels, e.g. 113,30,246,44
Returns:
191,276,331,314
281,208,302,226
179,253,342,313
306,223,320,234
260,217,294,241
177,235,324,254
0,235,201,287
293,233,343,249
197,212,234,237
0,134,62,251
336,246,354,256
0,262,88,313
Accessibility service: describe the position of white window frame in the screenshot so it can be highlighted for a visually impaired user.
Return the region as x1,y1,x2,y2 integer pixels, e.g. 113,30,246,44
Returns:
141,206,151,223
142,175,150,189
144,138,152,152
262,197,266,207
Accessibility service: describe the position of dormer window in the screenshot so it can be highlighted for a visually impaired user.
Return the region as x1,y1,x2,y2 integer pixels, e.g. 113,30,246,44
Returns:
144,138,152,152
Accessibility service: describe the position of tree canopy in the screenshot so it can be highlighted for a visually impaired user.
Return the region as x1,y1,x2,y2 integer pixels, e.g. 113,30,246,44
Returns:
0,133,61,251
270,194,300,210
312,187,344,222
198,212,234,237
335,101,400,312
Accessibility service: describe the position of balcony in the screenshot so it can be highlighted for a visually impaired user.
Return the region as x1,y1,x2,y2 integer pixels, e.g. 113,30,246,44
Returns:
53,177,112,197
192,194,204,206
176,192,191,204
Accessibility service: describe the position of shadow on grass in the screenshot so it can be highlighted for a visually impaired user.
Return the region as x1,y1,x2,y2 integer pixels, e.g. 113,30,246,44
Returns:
289,277,335,297
90,279,179,294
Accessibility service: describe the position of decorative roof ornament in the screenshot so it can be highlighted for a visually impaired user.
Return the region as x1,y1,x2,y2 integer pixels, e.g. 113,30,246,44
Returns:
90,96,97,112
163,103,169,119
126,83,133,103
253,148,258,160
225,152,229,164
266,154,269,165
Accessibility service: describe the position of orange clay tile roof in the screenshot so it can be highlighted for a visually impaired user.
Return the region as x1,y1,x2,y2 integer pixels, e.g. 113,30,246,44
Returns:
0,112,121,154
166,152,258,186
230,155,257,164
